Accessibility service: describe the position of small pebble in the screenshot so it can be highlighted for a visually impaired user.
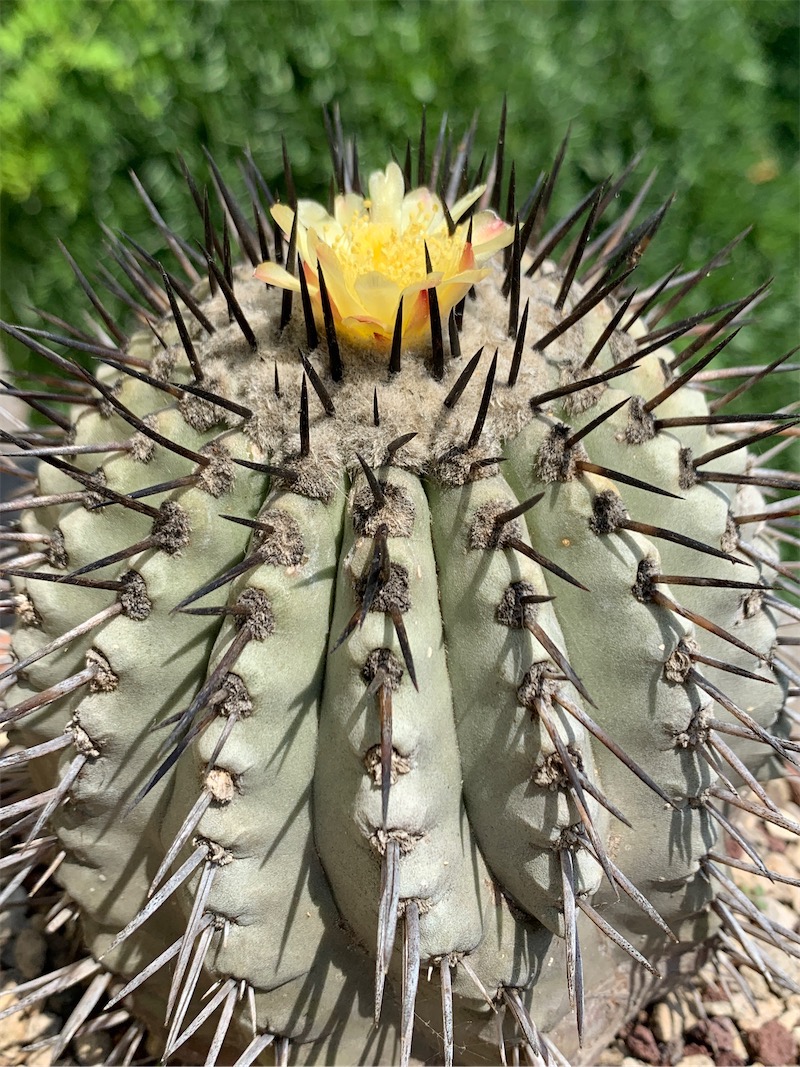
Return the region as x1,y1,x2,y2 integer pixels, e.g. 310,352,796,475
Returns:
763,896,799,933
728,1025,749,1064
25,1011,59,1043
27,1049,54,1067
651,998,681,1044
687,1017,746,1067
743,971,771,1001
73,1031,113,1064
0,1010,28,1053
624,1022,661,1065
597,1048,625,1066
678,1055,714,1067
13,926,46,980
746,1018,798,1067
0,889,28,950
707,990,784,1032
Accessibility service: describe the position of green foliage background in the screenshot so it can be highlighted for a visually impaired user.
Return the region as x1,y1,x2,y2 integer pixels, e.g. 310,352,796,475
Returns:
1,0,797,426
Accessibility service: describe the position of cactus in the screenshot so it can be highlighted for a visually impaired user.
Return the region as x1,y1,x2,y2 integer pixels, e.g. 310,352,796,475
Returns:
1,109,798,1067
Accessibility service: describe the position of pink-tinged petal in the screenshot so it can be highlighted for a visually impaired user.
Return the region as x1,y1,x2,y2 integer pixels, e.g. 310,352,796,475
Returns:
342,312,386,328
450,184,486,223
401,290,432,342
353,272,401,327
470,210,514,258
471,209,511,239
253,261,301,292
301,261,320,295
340,315,392,345
458,241,477,272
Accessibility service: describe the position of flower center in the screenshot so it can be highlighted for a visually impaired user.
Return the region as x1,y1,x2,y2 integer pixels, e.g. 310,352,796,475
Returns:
331,205,462,288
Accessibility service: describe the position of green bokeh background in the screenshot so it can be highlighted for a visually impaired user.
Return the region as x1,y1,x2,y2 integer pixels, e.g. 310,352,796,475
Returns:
1,0,797,427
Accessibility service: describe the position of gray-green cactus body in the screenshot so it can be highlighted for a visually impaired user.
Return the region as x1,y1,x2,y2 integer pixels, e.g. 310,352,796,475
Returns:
2,130,796,1067
317,467,491,964
427,471,606,934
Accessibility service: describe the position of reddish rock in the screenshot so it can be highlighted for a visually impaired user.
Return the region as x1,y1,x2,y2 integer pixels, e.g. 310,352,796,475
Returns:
724,836,744,859
625,1021,663,1065
746,1019,797,1067
715,1051,747,1065
762,831,788,855
683,1042,711,1058
687,1018,745,1065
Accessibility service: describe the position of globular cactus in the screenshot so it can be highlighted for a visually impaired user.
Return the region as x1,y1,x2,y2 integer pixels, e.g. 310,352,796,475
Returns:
1,109,798,1067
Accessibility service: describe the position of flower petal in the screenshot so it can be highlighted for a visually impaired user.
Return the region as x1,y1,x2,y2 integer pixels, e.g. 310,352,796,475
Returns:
297,199,336,231
340,314,392,345
271,204,296,239
353,272,401,328
470,210,514,258
316,243,363,320
450,183,486,223
401,187,440,233
458,241,477,272
402,290,434,342
436,269,491,317
334,193,366,228
368,162,405,227
303,227,323,272
399,272,445,300
253,261,301,292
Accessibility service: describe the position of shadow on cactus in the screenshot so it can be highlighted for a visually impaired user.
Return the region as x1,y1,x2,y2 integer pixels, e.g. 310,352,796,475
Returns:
1,104,799,1066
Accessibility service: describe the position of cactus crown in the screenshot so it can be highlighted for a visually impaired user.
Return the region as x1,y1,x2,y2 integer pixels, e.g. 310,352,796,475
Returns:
0,105,798,1067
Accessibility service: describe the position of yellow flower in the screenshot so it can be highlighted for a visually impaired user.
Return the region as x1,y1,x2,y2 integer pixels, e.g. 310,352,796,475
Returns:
254,162,513,347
